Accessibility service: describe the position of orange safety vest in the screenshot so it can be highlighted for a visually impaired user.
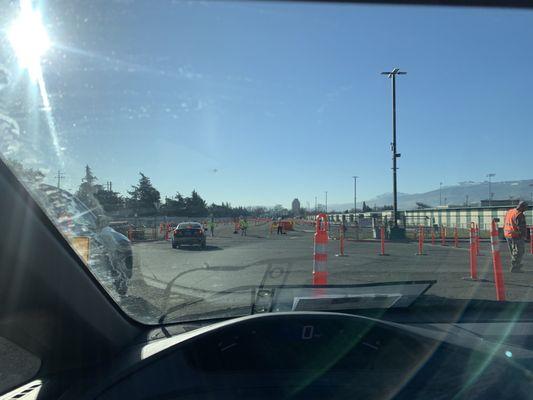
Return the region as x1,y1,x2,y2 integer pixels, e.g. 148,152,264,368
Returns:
504,208,521,239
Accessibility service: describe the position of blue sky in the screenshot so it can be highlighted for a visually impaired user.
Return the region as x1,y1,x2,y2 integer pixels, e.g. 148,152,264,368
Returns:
4,1,533,208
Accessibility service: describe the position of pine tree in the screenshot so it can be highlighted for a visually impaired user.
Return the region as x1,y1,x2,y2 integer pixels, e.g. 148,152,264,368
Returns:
76,165,103,211
127,173,161,215
185,190,207,216
161,192,187,216
94,189,124,212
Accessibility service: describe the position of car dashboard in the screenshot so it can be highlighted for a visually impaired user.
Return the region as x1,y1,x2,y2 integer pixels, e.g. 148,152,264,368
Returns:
14,312,529,400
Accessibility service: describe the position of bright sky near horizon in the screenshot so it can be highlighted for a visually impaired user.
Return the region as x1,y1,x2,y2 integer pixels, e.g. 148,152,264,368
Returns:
2,0,533,208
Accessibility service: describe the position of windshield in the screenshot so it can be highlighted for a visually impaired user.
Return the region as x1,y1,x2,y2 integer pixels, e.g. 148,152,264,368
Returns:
2,0,533,325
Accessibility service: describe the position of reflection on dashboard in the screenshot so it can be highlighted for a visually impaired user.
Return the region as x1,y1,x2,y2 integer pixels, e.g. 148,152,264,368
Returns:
94,313,531,400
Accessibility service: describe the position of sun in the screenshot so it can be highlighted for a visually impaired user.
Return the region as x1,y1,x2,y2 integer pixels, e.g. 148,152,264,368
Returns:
8,0,51,81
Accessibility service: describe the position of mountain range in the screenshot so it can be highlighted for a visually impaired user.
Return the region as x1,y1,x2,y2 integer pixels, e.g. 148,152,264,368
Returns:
328,179,533,211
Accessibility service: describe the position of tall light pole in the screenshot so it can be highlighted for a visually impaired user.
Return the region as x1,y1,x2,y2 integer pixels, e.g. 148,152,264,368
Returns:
325,191,328,213
381,68,406,231
314,196,317,213
529,183,533,204
352,176,358,214
487,173,495,206
439,182,443,206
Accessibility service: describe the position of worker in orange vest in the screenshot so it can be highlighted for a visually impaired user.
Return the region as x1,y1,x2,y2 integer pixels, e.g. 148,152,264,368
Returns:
504,201,528,273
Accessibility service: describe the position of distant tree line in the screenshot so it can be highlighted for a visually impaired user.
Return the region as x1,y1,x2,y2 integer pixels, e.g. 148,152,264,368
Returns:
74,165,287,218
6,160,305,218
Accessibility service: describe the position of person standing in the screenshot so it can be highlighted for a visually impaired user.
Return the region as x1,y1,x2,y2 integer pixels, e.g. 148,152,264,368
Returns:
277,218,283,235
209,219,215,237
240,218,248,236
504,201,528,273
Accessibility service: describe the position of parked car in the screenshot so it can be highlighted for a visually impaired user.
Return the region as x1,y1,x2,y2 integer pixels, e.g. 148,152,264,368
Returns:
34,184,133,295
172,222,207,249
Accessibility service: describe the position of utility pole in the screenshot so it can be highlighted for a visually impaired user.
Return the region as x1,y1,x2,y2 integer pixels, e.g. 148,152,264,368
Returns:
325,191,328,214
314,196,317,213
439,182,443,206
56,170,65,189
381,68,406,236
352,176,358,214
487,173,495,206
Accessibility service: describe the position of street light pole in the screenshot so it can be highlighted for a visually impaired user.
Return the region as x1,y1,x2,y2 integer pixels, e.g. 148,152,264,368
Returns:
381,68,406,229
352,176,358,214
439,182,443,206
325,191,328,213
487,173,495,206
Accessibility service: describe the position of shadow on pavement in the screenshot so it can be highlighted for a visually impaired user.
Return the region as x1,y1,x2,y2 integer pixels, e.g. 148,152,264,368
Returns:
175,245,222,252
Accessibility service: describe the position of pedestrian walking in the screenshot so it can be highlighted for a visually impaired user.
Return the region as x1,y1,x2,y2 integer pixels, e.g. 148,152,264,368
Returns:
504,201,528,273
277,218,283,235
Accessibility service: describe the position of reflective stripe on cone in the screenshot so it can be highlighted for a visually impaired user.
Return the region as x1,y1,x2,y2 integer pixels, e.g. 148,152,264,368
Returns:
313,213,328,285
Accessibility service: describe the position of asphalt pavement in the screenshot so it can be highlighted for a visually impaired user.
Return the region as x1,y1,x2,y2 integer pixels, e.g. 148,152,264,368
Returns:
116,221,533,323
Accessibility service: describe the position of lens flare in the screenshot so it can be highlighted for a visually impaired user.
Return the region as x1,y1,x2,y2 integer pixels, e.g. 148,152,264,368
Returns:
7,0,62,162
8,0,50,81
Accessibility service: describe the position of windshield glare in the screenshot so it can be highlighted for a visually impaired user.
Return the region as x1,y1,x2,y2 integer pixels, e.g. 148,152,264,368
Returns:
2,0,533,324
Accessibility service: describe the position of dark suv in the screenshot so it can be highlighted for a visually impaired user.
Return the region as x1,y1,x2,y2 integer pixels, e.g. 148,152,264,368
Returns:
172,222,207,249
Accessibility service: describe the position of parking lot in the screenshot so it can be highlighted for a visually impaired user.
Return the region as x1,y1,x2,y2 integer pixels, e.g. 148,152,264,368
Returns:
114,221,533,323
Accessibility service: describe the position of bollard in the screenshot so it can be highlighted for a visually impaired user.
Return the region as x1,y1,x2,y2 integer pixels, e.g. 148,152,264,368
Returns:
336,225,347,257
529,226,533,254
490,219,506,301
469,223,478,280
475,224,481,256
431,228,435,245
454,226,459,248
313,214,329,285
379,226,387,256
416,225,425,255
